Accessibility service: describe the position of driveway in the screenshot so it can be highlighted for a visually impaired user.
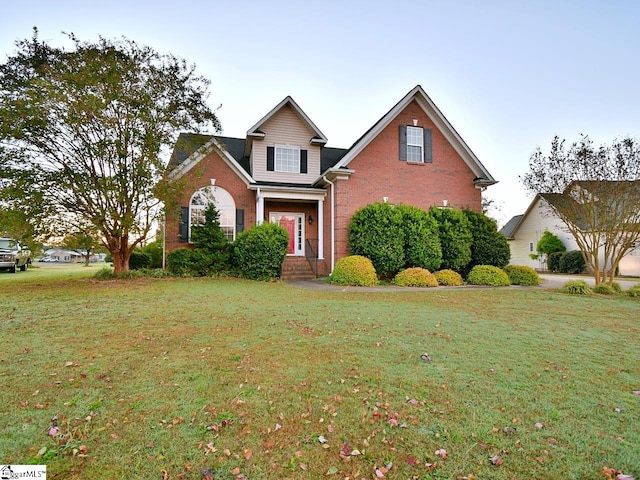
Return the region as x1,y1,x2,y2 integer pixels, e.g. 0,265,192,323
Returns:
538,273,639,290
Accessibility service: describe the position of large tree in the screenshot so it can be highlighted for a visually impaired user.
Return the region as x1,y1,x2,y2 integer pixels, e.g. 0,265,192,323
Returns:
521,135,640,285
0,29,220,273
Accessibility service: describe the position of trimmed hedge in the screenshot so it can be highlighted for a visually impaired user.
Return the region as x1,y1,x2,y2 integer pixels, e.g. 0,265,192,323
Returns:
503,265,539,286
463,209,511,273
393,267,438,287
561,280,592,295
129,251,151,270
435,269,464,286
467,265,511,286
231,223,289,281
429,206,473,272
329,255,378,287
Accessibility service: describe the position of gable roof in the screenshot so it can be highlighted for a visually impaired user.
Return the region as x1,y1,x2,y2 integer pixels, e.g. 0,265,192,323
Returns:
329,85,496,187
246,96,328,145
499,214,524,239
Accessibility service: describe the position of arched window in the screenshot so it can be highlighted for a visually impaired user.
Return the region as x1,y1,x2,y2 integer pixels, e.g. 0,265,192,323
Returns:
189,186,236,242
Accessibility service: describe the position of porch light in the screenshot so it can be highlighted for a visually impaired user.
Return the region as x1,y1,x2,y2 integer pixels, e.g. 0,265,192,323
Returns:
308,215,313,225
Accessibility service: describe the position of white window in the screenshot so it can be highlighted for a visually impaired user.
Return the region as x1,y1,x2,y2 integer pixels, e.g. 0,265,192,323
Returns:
406,126,424,163
275,145,300,172
189,186,236,242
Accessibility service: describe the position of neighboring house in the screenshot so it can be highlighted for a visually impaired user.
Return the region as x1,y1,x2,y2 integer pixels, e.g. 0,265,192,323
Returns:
44,249,106,263
165,85,497,277
501,194,640,276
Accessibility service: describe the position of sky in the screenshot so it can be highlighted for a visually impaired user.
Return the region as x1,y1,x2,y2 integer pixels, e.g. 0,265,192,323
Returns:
2,0,639,226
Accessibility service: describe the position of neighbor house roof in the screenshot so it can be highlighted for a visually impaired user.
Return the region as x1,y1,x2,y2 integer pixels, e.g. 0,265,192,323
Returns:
328,85,497,187
499,214,524,239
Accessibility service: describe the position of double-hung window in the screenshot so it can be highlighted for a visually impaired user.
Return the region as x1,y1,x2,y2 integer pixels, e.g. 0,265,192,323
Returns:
399,125,432,163
406,126,424,163
275,145,300,173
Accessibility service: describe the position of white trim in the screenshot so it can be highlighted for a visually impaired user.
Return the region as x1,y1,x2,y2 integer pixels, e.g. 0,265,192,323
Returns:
246,96,328,145
317,198,324,260
168,137,254,185
274,144,301,173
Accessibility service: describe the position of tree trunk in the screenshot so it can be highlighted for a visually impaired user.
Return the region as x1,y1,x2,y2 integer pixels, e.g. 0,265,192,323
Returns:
111,244,131,275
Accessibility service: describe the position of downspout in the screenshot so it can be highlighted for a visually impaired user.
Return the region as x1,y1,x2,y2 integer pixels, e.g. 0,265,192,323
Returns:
322,175,335,272
162,214,166,270
256,187,263,225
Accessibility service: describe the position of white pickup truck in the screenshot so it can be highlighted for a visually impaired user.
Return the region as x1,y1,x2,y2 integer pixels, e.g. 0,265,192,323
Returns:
0,238,31,273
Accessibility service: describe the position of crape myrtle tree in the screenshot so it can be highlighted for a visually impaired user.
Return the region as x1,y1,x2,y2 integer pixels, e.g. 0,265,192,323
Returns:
0,29,220,273
521,135,640,285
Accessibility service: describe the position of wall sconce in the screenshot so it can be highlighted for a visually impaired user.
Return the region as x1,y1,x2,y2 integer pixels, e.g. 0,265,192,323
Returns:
308,215,313,225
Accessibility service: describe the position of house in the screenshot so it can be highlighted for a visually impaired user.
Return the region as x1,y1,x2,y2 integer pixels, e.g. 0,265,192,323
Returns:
501,193,640,276
164,85,497,278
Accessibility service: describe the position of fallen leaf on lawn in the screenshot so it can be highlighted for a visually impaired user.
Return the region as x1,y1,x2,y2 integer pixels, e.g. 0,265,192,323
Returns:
375,468,385,478
318,435,327,444
244,449,252,460
231,467,241,475
64,361,74,367
407,456,418,466
274,423,282,431
490,454,503,465
632,391,640,396
435,448,447,459
534,422,544,429
161,469,168,480
299,463,308,470
48,426,59,437
408,398,419,405
201,469,214,480
204,442,216,455
326,466,339,475
617,475,636,480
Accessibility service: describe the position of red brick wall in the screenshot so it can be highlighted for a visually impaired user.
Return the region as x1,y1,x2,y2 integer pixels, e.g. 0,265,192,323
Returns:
165,151,256,253
331,100,483,262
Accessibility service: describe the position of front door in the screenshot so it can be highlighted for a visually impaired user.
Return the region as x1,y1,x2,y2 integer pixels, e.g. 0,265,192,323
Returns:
270,212,304,256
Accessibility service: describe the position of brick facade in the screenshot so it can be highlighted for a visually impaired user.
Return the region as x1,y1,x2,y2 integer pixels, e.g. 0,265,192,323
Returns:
165,86,494,276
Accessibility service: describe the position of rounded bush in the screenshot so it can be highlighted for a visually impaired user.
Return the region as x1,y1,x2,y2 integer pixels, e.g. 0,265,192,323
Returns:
329,255,378,286
559,250,586,274
393,267,438,287
435,269,464,286
611,282,622,293
166,247,195,276
592,283,617,295
561,280,592,295
232,223,289,281
503,265,540,286
467,265,511,286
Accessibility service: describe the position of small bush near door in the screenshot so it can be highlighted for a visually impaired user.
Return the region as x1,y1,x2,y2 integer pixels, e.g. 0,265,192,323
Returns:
329,255,378,286
231,223,289,281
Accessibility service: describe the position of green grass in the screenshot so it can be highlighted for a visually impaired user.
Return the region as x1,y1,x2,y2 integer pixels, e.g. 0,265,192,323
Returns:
1,270,639,479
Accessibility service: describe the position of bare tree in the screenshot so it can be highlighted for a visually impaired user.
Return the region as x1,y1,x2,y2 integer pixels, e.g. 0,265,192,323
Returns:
521,135,640,285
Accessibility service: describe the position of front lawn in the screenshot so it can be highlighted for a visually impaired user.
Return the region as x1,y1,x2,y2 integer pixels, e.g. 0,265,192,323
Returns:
0,274,638,479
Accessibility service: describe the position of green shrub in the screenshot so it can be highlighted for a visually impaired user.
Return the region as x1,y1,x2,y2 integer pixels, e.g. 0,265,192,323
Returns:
142,239,164,268
115,270,144,280
467,265,511,286
166,247,195,276
93,267,115,280
559,250,586,274
561,280,592,295
104,253,113,264
462,209,510,274
231,223,288,281
393,267,438,287
536,230,566,268
190,203,230,274
329,255,378,286
592,283,617,295
626,284,640,297
547,251,563,272
503,265,539,286
435,269,464,286
429,207,473,272
348,202,405,278
611,282,622,293
129,251,151,270
399,205,442,272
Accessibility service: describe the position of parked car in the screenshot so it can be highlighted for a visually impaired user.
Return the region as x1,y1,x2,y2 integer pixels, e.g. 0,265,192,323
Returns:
0,238,31,273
